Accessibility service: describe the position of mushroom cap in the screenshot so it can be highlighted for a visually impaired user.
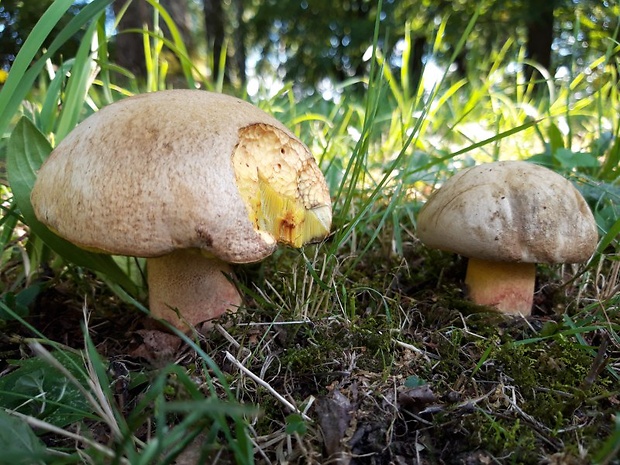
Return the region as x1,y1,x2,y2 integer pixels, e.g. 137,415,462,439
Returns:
31,90,332,264
417,161,598,264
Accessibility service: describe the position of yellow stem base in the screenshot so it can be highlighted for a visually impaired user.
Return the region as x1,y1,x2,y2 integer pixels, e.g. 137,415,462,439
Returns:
464,258,536,316
147,249,241,332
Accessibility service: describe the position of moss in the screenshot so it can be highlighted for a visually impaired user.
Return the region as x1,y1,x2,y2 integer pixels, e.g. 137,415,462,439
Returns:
281,341,338,373
493,337,594,419
278,315,395,375
467,414,539,463
420,410,539,464
396,307,619,463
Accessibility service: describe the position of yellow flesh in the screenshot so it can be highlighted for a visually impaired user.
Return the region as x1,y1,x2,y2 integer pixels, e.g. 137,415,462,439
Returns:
232,124,331,247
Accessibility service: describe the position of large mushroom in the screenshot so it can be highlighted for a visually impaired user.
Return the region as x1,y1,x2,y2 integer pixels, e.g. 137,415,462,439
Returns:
416,161,598,316
31,90,332,331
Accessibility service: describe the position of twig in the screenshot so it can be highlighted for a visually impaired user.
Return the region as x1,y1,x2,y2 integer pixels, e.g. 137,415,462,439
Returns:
392,338,440,360
236,319,311,327
214,324,242,350
224,351,311,421
581,333,610,391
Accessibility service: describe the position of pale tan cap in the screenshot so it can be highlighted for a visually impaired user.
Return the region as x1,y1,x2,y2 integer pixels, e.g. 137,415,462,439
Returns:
417,161,598,264
31,90,332,264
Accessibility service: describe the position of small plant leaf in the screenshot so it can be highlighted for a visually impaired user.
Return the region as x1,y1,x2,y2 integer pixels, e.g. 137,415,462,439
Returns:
554,148,599,169
404,375,428,388
6,117,137,294
0,284,41,320
285,413,307,436
547,122,565,153
0,409,48,465
0,352,93,427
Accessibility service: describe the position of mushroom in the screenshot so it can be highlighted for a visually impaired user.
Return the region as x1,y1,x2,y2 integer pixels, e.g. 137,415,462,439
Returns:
31,90,332,331
416,161,598,316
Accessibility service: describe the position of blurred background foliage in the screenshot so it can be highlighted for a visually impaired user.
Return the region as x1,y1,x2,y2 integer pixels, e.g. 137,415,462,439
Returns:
1,0,618,92
1,0,619,287
0,0,86,70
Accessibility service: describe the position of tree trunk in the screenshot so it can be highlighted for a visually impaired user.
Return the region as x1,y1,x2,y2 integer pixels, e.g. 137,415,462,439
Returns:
160,0,194,51
112,0,194,82
525,1,555,84
204,0,226,82
407,36,426,95
112,0,151,78
231,0,246,85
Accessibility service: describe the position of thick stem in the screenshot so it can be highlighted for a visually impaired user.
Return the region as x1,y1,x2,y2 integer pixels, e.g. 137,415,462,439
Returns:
464,258,536,316
147,249,241,331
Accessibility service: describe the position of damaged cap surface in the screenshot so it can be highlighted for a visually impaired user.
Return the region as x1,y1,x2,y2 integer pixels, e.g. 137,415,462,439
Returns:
31,90,332,263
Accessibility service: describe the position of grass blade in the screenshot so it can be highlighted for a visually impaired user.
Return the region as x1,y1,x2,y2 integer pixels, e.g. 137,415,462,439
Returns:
0,0,114,137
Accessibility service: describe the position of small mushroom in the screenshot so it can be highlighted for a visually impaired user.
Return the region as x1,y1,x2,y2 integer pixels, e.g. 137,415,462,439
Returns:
31,90,332,331
416,161,598,316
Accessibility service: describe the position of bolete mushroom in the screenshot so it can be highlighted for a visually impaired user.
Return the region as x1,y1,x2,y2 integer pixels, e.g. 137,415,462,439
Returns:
31,90,332,331
416,161,598,316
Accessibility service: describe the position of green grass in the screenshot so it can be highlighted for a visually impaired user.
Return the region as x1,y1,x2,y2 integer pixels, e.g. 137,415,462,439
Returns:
0,1,619,464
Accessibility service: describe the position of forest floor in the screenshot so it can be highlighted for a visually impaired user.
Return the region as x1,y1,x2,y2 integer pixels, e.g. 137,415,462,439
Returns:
1,241,619,465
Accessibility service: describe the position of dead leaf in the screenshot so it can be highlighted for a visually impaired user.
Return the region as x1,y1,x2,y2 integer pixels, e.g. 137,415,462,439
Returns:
316,388,353,464
129,329,182,366
398,384,437,412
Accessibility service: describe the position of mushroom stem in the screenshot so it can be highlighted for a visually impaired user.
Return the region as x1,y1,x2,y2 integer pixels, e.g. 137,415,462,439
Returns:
464,258,536,316
147,249,242,331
